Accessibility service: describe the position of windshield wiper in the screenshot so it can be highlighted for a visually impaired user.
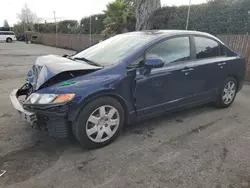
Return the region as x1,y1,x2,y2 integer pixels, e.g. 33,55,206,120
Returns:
73,57,103,67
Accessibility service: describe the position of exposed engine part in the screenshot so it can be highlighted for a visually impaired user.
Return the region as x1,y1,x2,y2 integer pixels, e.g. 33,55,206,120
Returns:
17,83,33,99
39,69,98,89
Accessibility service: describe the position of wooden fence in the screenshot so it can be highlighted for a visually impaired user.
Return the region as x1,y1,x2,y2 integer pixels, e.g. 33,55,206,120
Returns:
37,33,104,51
36,33,250,81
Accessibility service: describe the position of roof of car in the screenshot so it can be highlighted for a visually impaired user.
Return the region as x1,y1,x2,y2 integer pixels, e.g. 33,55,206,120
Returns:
124,30,223,43
128,30,211,36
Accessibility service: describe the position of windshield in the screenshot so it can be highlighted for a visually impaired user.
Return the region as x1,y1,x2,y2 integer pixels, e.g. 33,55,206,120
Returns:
72,34,155,67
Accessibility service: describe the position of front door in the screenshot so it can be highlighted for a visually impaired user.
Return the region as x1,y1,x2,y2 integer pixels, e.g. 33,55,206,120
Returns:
135,36,202,117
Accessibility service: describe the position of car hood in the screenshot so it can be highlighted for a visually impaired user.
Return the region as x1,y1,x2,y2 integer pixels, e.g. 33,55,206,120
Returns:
27,55,102,90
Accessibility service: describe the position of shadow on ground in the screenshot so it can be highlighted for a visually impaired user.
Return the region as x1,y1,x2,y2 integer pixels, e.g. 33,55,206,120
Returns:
123,104,216,137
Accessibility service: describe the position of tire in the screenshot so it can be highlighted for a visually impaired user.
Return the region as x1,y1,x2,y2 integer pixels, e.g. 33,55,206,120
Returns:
6,38,12,43
73,97,125,149
216,77,237,108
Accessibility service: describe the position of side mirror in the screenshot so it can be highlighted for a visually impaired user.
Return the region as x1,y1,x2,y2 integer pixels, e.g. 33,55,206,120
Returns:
144,58,164,69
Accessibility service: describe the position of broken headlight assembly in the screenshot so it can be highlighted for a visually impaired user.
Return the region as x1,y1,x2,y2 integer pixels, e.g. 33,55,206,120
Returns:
25,93,75,104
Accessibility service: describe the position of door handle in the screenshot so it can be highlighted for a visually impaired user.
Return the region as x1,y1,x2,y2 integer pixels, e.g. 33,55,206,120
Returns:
181,68,194,72
218,62,226,66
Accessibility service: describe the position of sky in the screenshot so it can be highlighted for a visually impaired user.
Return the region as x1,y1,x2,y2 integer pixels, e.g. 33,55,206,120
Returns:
1,0,206,26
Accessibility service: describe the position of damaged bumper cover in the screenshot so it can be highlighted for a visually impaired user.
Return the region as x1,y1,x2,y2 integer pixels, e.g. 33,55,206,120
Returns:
10,89,37,123
9,89,71,138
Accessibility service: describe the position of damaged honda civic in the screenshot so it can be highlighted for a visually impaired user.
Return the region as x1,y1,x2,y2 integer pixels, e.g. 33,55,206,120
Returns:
10,30,246,149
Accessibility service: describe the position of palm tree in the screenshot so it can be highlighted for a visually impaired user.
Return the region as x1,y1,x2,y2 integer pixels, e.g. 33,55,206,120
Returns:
103,0,134,34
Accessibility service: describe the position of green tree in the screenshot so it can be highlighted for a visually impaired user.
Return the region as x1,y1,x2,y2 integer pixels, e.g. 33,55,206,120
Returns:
103,0,134,34
34,23,56,33
149,0,250,34
17,4,38,31
3,20,10,28
207,0,245,5
80,14,105,34
13,24,25,35
58,20,78,33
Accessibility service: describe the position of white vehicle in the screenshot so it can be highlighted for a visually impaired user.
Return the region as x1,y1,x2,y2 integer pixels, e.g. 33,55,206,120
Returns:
0,31,16,43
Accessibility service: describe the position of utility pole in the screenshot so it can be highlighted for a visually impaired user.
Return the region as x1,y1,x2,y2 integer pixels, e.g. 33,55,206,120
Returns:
89,16,92,45
53,11,58,47
37,23,40,39
186,0,191,30
89,16,98,45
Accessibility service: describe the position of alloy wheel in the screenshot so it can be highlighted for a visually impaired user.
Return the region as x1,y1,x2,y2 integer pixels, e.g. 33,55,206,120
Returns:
86,105,120,143
222,81,236,105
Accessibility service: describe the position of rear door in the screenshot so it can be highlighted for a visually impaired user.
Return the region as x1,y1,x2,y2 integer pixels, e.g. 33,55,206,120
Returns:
191,36,228,99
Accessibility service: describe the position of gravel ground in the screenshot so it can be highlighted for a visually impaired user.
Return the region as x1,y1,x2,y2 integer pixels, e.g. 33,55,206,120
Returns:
1,42,250,188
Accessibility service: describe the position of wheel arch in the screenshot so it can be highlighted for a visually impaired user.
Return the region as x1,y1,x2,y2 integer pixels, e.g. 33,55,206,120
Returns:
69,91,129,124
226,74,240,92
6,37,12,42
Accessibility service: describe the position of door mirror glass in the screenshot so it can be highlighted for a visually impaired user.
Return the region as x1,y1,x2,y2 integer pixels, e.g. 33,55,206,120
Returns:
144,58,164,69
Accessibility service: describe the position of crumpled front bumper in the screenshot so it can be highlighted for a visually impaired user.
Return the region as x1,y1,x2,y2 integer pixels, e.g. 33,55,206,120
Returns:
9,89,70,138
9,89,37,124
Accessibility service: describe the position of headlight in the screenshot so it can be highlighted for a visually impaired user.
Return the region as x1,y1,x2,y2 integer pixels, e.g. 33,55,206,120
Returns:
29,93,40,104
39,94,58,104
26,93,75,104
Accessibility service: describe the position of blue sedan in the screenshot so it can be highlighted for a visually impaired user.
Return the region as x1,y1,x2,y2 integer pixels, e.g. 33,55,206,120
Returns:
10,30,246,148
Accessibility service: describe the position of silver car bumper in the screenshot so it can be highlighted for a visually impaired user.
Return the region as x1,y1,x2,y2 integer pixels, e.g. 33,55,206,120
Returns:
9,89,37,123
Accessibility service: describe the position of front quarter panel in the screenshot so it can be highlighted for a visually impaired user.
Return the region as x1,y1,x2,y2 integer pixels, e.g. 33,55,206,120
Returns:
38,65,135,123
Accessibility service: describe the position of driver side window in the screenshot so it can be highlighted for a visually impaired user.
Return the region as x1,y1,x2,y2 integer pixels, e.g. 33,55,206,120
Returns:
146,37,191,67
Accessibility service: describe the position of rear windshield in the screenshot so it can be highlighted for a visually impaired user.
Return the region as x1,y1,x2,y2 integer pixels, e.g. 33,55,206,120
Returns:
73,34,156,67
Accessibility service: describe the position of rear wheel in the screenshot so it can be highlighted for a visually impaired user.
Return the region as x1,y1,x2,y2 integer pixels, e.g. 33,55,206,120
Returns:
216,77,237,108
6,38,12,43
73,97,124,149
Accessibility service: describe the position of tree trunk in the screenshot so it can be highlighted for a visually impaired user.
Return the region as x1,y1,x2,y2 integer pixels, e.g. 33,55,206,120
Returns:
135,0,161,31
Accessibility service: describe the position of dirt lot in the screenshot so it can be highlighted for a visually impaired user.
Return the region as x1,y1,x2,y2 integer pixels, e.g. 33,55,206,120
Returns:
1,42,250,188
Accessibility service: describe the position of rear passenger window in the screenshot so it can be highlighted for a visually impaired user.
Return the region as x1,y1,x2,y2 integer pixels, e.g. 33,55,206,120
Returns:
195,37,220,59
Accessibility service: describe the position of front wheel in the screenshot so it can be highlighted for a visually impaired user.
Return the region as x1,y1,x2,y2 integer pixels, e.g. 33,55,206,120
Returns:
73,97,124,149
216,77,237,108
